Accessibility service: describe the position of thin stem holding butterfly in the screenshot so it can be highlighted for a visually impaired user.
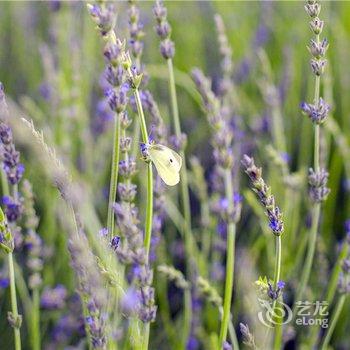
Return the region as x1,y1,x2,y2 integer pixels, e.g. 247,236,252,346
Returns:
125,62,153,260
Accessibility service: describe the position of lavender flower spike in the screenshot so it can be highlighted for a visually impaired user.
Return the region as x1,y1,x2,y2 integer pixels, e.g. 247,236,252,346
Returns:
242,155,284,236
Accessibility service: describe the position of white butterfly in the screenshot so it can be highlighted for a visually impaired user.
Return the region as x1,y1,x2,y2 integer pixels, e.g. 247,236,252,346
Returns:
145,143,182,186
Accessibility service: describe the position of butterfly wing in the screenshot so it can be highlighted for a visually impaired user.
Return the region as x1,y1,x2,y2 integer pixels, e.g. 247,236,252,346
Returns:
149,144,182,186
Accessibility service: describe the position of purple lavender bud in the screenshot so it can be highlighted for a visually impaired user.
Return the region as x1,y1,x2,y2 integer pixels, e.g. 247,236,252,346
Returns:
118,183,137,202
110,236,120,250
120,111,132,129
308,168,330,202
0,123,13,144
120,137,132,153
118,158,137,178
301,98,330,124
87,3,117,36
309,17,324,35
153,1,167,22
305,2,321,17
156,21,171,39
160,39,175,59
40,285,67,310
310,58,327,76
277,280,286,289
309,38,328,58
2,196,23,222
105,87,128,113
140,143,149,159
105,64,124,87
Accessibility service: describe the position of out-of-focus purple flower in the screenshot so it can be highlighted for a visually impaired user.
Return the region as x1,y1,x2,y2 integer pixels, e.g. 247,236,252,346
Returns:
99,227,108,237
223,341,233,350
48,0,61,12
91,99,113,137
153,1,175,59
41,285,67,310
187,336,200,350
345,220,350,235
0,277,9,288
2,196,23,222
121,288,139,316
39,82,52,100
0,124,25,185
308,168,330,203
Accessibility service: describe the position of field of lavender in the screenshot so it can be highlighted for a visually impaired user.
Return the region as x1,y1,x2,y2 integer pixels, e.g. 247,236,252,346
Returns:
0,1,350,349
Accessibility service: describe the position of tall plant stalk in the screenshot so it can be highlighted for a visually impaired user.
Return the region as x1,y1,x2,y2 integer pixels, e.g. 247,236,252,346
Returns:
8,251,22,350
219,170,236,346
106,115,121,239
294,13,329,304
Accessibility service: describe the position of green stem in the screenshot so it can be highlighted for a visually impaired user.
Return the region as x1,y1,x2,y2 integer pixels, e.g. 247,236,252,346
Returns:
273,236,282,350
182,289,192,349
8,252,21,350
107,114,121,239
294,32,322,313
127,68,153,349
219,168,237,345
144,163,153,257
320,295,346,350
219,221,236,346
293,203,320,317
142,323,150,350
126,68,153,260
31,288,40,350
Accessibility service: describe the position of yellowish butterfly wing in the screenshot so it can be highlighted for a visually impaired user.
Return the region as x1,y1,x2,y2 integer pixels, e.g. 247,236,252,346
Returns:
149,144,182,186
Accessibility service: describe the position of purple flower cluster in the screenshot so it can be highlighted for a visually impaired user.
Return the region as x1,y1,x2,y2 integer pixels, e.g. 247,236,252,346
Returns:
68,229,107,349
87,2,116,36
41,285,67,310
0,85,24,186
153,0,175,59
214,14,233,96
21,180,45,289
301,98,330,125
241,155,284,236
128,2,144,63
47,295,85,348
191,68,241,219
113,203,157,322
2,196,23,223
308,168,330,203
267,280,286,300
